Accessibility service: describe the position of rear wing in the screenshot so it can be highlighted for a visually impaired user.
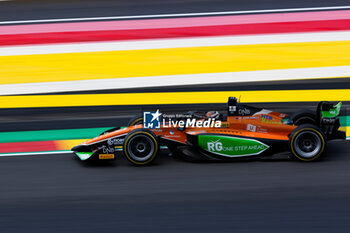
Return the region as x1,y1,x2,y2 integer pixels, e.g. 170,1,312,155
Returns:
317,101,345,140
319,102,342,118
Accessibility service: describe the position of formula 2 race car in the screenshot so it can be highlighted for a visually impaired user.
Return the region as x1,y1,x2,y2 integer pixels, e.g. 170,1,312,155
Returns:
72,97,345,165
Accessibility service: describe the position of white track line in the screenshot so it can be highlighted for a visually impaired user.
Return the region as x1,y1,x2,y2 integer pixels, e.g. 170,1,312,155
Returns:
0,6,350,25
0,151,72,157
1,31,349,56
1,66,349,95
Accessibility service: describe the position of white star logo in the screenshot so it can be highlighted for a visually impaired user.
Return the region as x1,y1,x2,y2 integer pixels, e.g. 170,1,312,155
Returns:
151,109,161,122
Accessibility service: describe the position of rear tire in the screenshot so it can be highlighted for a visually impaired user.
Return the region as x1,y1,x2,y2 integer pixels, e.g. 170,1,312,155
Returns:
290,110,316,126
289,124,326,162
123,129,159,165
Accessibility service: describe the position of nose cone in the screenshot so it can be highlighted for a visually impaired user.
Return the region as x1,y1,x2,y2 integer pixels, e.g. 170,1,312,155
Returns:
71,145,83,151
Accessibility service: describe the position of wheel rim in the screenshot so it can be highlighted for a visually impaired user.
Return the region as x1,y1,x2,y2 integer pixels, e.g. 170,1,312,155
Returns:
127,135,154,162
294,131,322,158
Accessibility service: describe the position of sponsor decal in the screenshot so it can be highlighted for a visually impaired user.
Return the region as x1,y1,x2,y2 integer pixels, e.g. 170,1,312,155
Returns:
98,145,115,153
229,106,236,114
165,129,181,138
262,120,282,125
99,154,115,159
238,108,250,115
246,124,257,132
322,118,336,124
151,129,163,132
257,127,268,133
198,135,269,157
261,114,273,121
221,122,229,128
243,116,259,120
114,146,123,151
107,138,124,146
246,124,268,133
261,114,283,125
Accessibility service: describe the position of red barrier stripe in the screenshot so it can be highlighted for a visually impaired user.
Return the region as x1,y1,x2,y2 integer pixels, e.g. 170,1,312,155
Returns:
1,19,349,46
0,141,58,153
1,10,350,35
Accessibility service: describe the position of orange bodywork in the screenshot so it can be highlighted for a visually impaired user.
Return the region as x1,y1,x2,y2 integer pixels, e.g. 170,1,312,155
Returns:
82,111,296,146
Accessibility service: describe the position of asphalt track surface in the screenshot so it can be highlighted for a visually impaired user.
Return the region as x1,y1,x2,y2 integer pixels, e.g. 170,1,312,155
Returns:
1,0,350,232
0,141,349,233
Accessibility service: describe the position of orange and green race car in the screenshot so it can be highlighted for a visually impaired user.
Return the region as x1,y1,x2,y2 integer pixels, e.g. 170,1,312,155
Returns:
72,97,345,165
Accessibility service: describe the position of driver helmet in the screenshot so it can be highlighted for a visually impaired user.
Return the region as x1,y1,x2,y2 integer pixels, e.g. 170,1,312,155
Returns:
206,111,220,119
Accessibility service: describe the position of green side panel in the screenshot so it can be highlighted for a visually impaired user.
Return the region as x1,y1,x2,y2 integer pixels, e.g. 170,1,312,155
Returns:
321,102,342,118
198,135,269,157
75,152,94,161
339,116,350,126
0,127,113,143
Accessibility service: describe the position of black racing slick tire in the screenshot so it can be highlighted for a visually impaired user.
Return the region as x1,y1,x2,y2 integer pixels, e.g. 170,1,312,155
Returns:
127,115,143,126
290,110,317,126
123,129,159,165
289,124,326,162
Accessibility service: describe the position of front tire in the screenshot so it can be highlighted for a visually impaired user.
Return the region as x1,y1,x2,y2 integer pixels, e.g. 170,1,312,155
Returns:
128,115,143,126
123,129,159,165
289,124,326,162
